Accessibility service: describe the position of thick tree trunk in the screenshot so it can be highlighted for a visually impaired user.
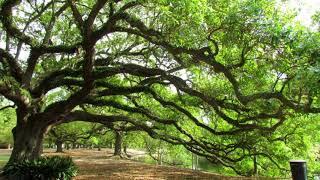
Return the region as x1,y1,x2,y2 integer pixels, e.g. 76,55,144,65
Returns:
114,131,122,156
55,140,63,152
8,121,48,163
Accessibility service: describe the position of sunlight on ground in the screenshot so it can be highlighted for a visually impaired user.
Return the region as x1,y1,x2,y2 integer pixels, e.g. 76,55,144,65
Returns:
0,149,290,179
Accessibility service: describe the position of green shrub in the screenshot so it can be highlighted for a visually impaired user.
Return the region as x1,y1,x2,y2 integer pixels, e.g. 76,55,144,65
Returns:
3,156,77,180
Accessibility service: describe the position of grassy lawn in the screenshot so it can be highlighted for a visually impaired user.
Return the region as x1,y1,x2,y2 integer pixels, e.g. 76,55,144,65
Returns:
0,154,9,169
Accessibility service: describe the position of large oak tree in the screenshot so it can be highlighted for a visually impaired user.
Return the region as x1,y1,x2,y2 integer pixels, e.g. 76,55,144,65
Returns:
0,0,319,175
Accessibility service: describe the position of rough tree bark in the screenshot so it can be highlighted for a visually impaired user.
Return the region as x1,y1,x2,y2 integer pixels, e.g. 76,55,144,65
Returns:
8,111,49,163
55,140,63,152
113,131,123,156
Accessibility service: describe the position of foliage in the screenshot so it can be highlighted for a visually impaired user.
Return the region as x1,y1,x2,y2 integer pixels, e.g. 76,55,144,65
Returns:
3,156,77,180
46,122,101,145
0,0,320,177
0,106,15,145
144,136,192,167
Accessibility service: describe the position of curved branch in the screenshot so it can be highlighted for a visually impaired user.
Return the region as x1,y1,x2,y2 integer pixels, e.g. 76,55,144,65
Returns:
0,0,33,45
0,49,23,83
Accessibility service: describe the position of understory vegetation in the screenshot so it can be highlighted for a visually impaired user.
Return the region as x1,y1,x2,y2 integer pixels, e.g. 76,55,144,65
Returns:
3,156,77,180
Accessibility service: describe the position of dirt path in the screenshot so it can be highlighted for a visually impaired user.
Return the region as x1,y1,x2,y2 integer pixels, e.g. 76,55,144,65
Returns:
1,149,287,180
46,149,221,180
46,149,283,180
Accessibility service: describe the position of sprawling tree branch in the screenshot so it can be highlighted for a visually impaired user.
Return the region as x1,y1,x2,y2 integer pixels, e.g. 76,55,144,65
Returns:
1,0,319,175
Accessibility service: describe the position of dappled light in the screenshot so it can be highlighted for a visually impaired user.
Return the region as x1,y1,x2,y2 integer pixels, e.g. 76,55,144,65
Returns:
1,0,320,179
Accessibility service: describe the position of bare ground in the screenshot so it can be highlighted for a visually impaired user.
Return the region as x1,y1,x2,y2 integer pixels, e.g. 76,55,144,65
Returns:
1,149,288,180
45,149,285,180
46,149,222,180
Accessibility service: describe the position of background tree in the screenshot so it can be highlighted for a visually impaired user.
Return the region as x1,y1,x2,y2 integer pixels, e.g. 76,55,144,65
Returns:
0,102,15,149
144,136,191,166
46,122,103,152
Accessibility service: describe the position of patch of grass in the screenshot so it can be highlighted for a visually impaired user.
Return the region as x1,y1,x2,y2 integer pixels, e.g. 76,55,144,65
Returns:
0,155,9,169
0,161,7,169
0,155,10,161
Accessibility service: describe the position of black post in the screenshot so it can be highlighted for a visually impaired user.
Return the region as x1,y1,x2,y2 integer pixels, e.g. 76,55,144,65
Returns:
290,160,307,180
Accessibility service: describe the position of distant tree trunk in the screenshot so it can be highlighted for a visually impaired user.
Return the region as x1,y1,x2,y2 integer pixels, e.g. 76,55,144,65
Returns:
192,152,198,170
123,143,127,154
157,149,163,165
253,154,258,176
72,142,77,149
114,131,122,156
157,141,164,165
55,140,63,152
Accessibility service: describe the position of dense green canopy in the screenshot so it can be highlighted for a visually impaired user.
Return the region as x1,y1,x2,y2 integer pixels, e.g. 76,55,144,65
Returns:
0,0,319,176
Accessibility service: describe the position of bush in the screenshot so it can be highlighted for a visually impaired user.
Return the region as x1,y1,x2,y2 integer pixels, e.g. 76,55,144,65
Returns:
3,156,77,180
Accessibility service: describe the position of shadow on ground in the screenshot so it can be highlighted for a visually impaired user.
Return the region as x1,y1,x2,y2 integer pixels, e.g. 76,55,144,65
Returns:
1,149,288,180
